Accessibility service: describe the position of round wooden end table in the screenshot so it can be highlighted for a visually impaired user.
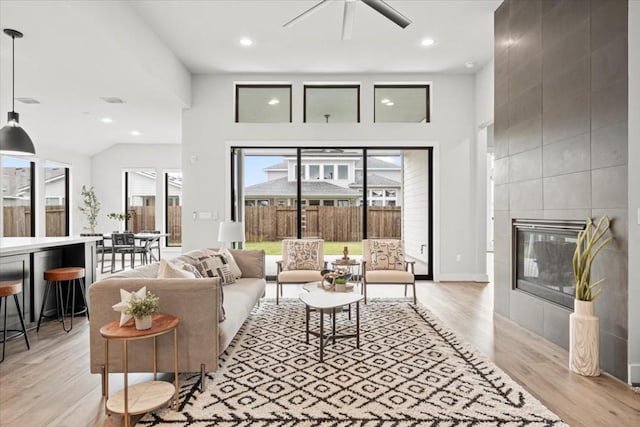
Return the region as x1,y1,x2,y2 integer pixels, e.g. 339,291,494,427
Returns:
100,314,180,427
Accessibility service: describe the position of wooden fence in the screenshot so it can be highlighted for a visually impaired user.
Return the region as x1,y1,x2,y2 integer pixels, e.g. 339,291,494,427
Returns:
244,206,401,242
3,206,183,245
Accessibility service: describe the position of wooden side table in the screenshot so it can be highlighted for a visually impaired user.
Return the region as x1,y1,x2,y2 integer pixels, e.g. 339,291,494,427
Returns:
100,314,179,427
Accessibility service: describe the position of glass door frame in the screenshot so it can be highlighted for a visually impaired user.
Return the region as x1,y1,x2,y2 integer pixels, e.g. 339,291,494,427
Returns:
230,145,433,280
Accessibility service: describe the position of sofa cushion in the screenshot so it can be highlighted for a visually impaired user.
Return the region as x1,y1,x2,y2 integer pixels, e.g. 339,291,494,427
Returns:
104,262,160,279
157,259,196,279
368,240,405,271
218,278,266,353
229,249,265,278
284,239,323,270
193,254,236,285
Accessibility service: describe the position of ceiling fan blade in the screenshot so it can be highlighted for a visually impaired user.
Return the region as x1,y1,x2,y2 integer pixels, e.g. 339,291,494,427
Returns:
361,0,412,29
283,0,333,28
342,0,356,40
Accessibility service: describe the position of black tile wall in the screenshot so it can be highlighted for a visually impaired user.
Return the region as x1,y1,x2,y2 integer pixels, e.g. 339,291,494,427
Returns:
494,0,628,381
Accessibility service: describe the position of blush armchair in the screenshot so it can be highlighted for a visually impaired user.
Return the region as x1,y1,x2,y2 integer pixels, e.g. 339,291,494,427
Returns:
362,239,416,304
275,239,326,304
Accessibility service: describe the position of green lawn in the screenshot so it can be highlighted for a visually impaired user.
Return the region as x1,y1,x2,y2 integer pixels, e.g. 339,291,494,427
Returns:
245,241,363,256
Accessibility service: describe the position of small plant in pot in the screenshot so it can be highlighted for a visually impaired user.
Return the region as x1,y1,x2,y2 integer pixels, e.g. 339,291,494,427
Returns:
570,215,612,376
107,212,132,232
126,290,160,330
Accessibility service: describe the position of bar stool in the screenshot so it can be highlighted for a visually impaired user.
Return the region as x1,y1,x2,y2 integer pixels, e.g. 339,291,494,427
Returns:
0,280,30,363
37,267,89,333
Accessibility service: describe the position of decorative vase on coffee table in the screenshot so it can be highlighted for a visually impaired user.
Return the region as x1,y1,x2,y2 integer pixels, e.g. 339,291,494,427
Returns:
135,315,153,330
569,299,600,376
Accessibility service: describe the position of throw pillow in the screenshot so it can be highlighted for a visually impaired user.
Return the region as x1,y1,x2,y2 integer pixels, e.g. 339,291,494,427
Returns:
369,240,405,271
211,248,242,279
284,240,322,270
181,263,203,278
157,259,196,279
192,254,236,285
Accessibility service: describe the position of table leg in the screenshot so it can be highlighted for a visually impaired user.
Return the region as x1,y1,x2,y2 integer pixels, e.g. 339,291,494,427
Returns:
319,310,324,363
123,340,129,427
104,340,109,413
332,307,336,345
305,305,310,344
356,301,360,349
173,328,179,410
153,336,157,381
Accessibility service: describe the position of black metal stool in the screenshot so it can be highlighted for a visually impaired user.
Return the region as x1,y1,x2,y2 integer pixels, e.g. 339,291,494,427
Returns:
37,267,89,333
0,280,30,363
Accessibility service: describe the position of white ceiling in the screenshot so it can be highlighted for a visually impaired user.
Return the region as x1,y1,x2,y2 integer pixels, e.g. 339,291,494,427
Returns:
0,0,500,157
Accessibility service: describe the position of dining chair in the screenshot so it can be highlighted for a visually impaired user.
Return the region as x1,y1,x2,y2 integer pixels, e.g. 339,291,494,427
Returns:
111,233,147,272
80,233,109,273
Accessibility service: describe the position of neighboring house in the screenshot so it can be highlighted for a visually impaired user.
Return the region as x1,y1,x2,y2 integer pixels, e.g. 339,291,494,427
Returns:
244,155,402,207
127,171,182,207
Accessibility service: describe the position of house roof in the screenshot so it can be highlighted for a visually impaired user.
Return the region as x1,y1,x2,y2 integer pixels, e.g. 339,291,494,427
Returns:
355,157,400,170
350,174,401,188
245,177,361,198
263,160,289,171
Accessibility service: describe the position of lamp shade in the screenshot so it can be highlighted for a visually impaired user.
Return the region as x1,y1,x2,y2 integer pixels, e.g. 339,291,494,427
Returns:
0,118,35,156
218,221,245,243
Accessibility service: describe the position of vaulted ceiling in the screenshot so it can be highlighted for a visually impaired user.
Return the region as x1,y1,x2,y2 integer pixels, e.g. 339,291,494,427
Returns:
0,0,499,156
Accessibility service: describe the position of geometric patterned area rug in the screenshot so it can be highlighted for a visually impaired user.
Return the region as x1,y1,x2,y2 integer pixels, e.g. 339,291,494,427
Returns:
139,299,567,426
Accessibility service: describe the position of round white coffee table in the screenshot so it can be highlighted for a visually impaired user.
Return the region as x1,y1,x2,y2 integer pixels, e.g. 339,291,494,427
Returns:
299,291,363,362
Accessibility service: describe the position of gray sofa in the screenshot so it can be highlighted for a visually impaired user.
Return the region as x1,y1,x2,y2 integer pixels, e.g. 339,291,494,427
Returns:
88,248,265,391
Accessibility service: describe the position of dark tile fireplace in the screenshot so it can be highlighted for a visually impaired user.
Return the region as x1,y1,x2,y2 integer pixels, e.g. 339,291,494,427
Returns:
512,219,586,309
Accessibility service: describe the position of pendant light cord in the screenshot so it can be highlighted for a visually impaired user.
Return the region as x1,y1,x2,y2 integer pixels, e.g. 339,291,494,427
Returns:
11,33,15,112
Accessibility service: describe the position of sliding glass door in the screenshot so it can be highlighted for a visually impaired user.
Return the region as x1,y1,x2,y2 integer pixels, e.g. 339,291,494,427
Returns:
232,146,432,279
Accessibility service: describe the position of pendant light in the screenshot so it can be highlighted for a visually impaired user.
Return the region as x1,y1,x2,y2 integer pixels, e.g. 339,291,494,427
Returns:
0,28,35,156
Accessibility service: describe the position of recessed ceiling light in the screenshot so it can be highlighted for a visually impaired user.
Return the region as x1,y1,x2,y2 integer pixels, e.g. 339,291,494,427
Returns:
465,61,475,69
385,102,395,106
16,97,40,104
268,98,280,105
131,130,141,136
240,37,253,47
101,117,113,123
381,98,391,104
421,38,435,47
100,96,125,104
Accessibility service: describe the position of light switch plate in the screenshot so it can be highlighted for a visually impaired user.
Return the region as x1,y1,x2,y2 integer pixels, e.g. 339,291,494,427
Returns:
198,211,212,220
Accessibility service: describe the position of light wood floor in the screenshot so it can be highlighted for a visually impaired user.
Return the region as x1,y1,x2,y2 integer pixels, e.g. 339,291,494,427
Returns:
1,280,639,427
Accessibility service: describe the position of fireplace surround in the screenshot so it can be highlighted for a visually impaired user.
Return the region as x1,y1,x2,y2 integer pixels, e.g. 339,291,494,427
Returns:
512,219,586,309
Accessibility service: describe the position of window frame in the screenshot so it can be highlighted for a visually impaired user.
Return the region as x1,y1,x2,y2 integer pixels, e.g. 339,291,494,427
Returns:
235,84,293,123
303,84,361,123
373,84,431,123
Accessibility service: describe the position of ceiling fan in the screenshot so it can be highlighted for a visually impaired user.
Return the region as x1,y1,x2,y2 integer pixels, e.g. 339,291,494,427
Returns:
283,0,412,40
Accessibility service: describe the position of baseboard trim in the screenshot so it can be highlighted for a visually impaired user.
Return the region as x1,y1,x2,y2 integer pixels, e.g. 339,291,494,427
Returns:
437,274,489,283
628,364,640,385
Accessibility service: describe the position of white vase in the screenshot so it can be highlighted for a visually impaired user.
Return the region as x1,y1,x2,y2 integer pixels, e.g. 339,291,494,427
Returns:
569,299,600,376
135,315,153,330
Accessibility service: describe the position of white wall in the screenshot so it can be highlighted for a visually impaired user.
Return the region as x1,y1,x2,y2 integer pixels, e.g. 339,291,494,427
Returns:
628,1,640,385
475,59,495,128
182,73,485,280
90,143,181,234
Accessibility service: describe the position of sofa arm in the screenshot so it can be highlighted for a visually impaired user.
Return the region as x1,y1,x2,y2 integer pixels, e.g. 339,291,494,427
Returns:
89,277,220,375
230,249,265,278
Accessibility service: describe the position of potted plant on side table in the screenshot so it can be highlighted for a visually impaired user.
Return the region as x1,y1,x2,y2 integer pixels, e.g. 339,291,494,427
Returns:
126,290,160,330
570,215,612,376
